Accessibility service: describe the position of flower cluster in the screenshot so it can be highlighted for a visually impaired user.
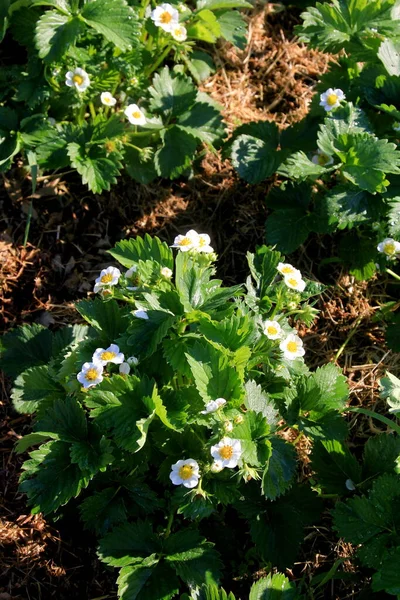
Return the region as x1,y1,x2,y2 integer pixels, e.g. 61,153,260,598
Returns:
277,262,306,292
77,344,137,388
377,237,400,258
150,3,187,42
171,229,214,253
65,68,147,126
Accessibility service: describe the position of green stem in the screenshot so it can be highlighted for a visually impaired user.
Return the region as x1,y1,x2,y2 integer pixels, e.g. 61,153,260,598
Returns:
144,44,172,78
386,267,400,282
88,101,96,120
23,200,34,248
165,511,174,538
347,407,400,436
78,103,86,125
124,142,144,152
335,314,363,361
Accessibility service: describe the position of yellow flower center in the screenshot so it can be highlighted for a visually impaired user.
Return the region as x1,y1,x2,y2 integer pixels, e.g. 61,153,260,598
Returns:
219,445,233,460
287,278,298,287
132,111,142,119
101,273,114,284
327,93,338,106
104,97,111,104
85,368,99,381
101,351,116,361
198,237,207,247
73,74,84,85
160,11,172,23
179,237,191,246
267,326,278,336
178,465,193,480
318,153,330,166
384,242,396,255
287,341,298,353
281,266,294,274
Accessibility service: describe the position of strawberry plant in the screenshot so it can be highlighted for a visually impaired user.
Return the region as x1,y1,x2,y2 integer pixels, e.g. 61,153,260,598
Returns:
0,232,360,598
0,0,251,193
229,0,400,279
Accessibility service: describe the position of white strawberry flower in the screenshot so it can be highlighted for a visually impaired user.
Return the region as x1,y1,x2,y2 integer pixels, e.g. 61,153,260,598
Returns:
312,149,334,167
171,24,187,41
127,356,139,366
197,233,214,253
101,92,117,107
320,88,346,112
65,67,90,92
210,460,224,473
77,362,104,388
151,3,179,32
277,262,300,277
279,333,305,360
124,104,146,125
161,266,173,278
92,344,125,366
134,309,149,319
119,362,131,375
93,266,121,293
210,437,242,469
263,320,282,340
377,238,400,257
201,398,227,414
223,420,233,433
126,266,138,279
284,273,306,292
171,229,200,251
170,459,200,488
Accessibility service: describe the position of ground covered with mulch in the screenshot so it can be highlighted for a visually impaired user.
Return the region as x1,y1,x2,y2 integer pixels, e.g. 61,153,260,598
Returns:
1,3,400,599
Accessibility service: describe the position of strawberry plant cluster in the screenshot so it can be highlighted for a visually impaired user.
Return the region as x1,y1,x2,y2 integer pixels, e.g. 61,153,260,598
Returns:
0,232,366,599
0,0,250,191
230,0,400,279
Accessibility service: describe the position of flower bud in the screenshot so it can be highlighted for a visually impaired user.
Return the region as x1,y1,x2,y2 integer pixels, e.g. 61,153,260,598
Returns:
223,421,233,432
210,461,224,473
119,362,130,375
234,415,244,425
127,356,139,366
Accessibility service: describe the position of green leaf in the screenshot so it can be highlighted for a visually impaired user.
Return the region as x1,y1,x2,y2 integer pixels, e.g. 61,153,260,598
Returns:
117,558,179,600
214,10,247,49
333,497,389,545
124,146,158,184
35,10,82,62
386,316,400,352
372,547,400,594
76,298,129,341
165,529,222,586
0,130,20,170
278,150,328,180
0,324,53,377
15,432,51,454
149,67,197,117
251,244,282,298
178,102,224,146
80,488,127,535
67,142,122,194
109,234,173,270
233,411,271,466
317,186,379,230
262,437,297,501
198,585,236,600
380,372,400,413
85,375,159,452
231,134,281,184
265,208,311,254
20,440,90,514
249,573,297,600
155,126,198,179
70,430,113,475
36,396,87,442
244,380,278,426
11,365,64,414
378,38,400,76
0,0,10,42
297,363,348,414
362,434,400,479
187,10,220,42
199,314,256,352
186,341,243,404
81,0,140,51
186,50,216,83
197,0,252,9
311,439,362,495
125,310,176,359
98,520,161,567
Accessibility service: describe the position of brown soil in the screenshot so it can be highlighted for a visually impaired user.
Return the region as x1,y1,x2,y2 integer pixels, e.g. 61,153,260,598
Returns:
1,3,399,599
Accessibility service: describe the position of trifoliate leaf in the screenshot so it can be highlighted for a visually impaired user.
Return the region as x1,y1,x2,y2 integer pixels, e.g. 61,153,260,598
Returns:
79,487,127,535
311,439,362,495
1,324,53,377
265,208,312,254
36,397,87,442
249,573,297,600
149,67,197,117
250,243,282,298
20,440,90,515
11,365,65,414
35,10,82,62
117,557,179,600
178,102,224,146
84,375,159,452
81,0,140,51
67,142,122,194
317,103,371,157
262,437,297,501
155,126,198,179
76,298,129,341
317,186,381,230
165,529,222,586
108,234,174,270
199,314,256,352
186,341,243,404
98,520,161,567
233,411,271,466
